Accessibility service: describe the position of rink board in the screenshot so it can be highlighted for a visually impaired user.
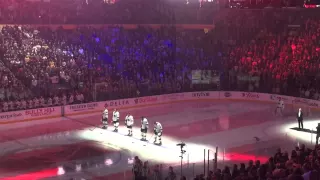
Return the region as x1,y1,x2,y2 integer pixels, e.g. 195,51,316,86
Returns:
0,91,319,125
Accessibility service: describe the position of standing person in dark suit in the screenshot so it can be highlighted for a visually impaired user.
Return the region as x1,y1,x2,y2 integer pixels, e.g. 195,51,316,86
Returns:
316,123,320,145
297,108,303,129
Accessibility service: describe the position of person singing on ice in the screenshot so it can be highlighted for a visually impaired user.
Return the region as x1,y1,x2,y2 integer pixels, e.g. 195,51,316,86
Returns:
297,108,303,129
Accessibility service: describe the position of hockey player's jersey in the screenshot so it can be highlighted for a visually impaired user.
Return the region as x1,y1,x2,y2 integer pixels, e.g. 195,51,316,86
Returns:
102,109,108,119
126,115,134,126
113,111,119,121
154,122,162,133
141,118,149,129
278,100,284,108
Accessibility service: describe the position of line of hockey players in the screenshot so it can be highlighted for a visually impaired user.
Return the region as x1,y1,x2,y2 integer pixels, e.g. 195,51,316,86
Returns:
101,107,163,145
1,94,85,112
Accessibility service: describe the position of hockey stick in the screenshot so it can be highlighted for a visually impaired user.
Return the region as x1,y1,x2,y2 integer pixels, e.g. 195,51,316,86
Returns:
143,134,154,146
89,126,96,131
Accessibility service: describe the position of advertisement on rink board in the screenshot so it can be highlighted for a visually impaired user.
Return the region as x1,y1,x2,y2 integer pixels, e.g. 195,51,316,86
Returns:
292,98,309,105
309,100,319,107
161,93,185,101
292,97,319,108
105,99,130,107
25,107,56,117
134,96,158,105
192,92,210,98
269,94,290,102
241,92,260,99
0,111,23,121
68,102,99,112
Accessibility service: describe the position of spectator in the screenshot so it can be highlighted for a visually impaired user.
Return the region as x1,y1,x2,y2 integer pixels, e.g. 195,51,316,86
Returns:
165,166,176,180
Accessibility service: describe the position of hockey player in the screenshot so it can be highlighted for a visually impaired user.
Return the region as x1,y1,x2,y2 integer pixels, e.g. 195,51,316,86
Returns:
140,117,149,141
125,114,134,136
112,109,120,132
275,99,284,116
102,107,108,129
153,122,163,145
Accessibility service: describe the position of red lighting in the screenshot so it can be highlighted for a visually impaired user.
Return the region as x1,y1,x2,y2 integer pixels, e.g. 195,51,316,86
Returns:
1,168,58,180
224,153,269,163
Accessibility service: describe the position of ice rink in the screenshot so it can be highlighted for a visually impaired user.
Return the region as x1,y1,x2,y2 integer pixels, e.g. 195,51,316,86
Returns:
0,100,319,180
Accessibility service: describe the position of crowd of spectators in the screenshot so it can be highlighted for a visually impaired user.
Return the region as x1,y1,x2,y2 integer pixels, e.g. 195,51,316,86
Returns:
0,24,220,111
132,156,179,180
196,145,320,180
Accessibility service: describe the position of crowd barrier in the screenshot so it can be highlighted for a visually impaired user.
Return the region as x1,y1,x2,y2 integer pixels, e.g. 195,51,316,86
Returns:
1,91,319,125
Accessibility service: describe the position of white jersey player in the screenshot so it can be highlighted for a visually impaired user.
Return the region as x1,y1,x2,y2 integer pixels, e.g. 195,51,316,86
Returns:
140,117,149,141
112,109,120,132
153,122,163,145
102,108,108,129
275,100,284,116
125,114,134,136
